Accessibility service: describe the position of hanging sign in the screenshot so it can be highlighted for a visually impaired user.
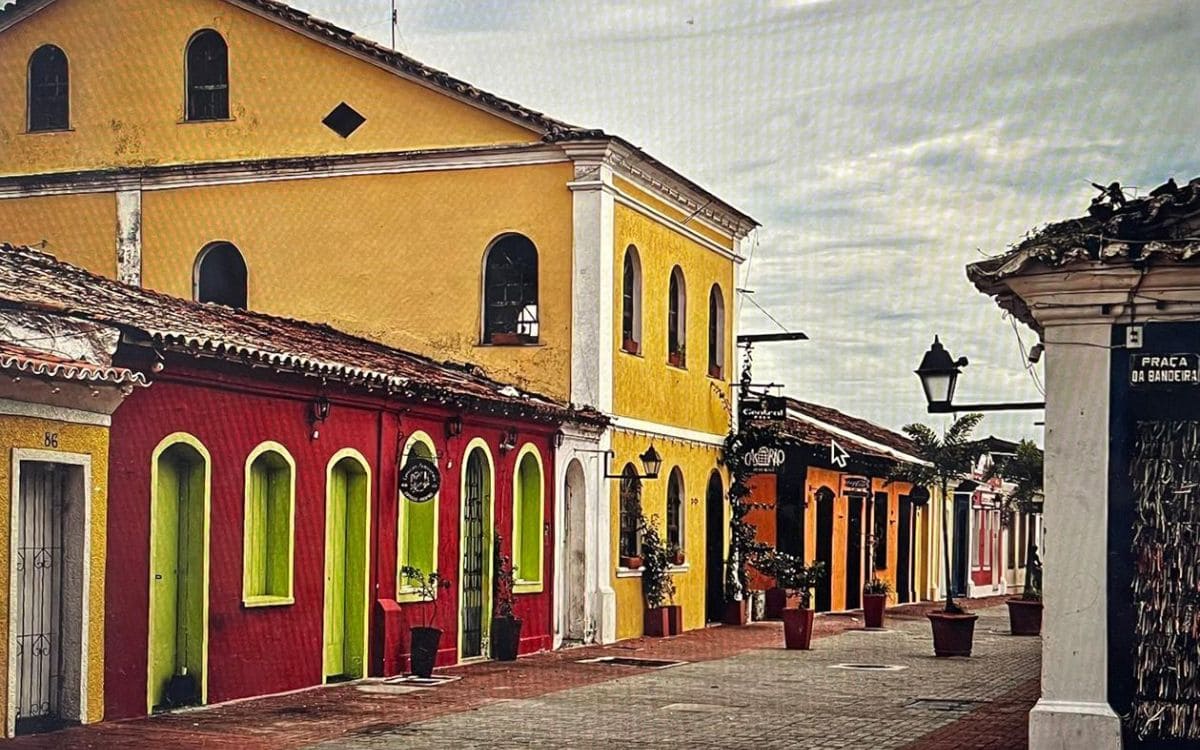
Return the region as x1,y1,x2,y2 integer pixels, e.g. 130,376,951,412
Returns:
399,457,441,503
842,475,872,497
740,395,786,425
742,445,786,474
1130,353,1200,388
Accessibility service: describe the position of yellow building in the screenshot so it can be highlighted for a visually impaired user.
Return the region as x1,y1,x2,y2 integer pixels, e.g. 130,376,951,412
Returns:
0,0,757,645
0,324,143,736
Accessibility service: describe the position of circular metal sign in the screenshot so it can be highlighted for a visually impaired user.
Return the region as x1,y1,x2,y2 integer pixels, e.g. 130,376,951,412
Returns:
399,457,440,503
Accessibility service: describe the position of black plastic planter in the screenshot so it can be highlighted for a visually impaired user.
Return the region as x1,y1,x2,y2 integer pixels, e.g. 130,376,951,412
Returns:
409,626,442,677
491,616,523,661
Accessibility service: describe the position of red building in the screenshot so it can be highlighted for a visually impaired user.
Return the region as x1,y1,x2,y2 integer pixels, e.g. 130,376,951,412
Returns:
0,245,601,720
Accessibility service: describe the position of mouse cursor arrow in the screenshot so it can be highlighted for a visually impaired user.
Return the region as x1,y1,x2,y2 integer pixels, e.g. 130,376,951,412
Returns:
830,439,849,468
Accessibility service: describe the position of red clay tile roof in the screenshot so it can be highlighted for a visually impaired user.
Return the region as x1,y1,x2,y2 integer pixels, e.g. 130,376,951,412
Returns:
786,398,920,458
0,339,147,387
777,418,898,464
0,244,602,424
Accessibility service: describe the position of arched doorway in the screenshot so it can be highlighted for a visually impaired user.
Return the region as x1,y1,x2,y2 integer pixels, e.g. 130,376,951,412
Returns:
323,453,370,682
704,472,725,623
460,444,494,660
815,487,834,612
562,459,586,643
148,436,210,713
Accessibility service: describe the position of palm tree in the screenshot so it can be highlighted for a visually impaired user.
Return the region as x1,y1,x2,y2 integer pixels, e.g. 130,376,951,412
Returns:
889,413,984,614
987,439,1044,599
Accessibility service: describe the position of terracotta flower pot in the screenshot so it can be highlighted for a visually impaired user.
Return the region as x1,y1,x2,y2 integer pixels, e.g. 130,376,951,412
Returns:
620,555,643,569
622,337,640,355
926,611,978,657
409,626,442,677
490,332,524,345
668,351,685,368
708,364,723,379
782,607,815,650
862,593,887,629
644,605,681,637
764,587,802,620
1007,598,1043,636
723,599,749,626
491,616,523,661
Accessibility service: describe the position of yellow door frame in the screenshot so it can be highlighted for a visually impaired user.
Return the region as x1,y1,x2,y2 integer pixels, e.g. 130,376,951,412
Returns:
146,433,211,715
457,438,495,662
322,449,372,684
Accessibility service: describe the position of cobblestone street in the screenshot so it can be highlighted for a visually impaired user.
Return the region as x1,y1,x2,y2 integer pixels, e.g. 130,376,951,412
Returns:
9,601,1037,749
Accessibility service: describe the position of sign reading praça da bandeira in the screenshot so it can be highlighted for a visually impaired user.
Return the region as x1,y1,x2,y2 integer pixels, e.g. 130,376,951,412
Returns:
1130,353,1200,388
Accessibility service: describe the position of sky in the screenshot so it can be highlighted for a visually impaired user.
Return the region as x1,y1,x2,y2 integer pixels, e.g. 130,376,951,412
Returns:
300,0,1199,443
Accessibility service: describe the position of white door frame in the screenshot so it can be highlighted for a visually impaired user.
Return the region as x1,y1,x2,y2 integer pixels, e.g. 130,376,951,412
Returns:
7,449,92,738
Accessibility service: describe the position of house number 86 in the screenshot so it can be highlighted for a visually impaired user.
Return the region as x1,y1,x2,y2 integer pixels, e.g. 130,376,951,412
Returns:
43,432,59,448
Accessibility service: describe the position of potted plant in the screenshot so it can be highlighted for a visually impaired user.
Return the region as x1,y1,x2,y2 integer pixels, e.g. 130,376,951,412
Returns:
668,344,686,368
620,554,643,569
862,578,891,629
491,547,523,661
489,331,525,346
722,552,749,625
668,543,685,567
774,552,825,650
708,362,723,379
988,439,1045,635
753,549,799,619
622,336,640,355
639,514,681,636
399,565,452,677
889,413,985,657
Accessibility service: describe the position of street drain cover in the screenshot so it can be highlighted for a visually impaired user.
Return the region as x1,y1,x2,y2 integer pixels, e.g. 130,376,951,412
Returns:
382,674,462,687
829,663,908,672
906,698,989,711
577,656,687,669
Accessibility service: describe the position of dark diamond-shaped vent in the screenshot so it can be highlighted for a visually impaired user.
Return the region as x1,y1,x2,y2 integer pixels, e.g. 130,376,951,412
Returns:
323,103,366,138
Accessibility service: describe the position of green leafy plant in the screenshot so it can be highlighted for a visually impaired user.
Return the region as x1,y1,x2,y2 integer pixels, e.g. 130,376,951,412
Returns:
400,566,452,628
888,412,985,614
985,439,1044,601
637,514,677,609
863,577,892,596
753,549,825,609
494,553,517,619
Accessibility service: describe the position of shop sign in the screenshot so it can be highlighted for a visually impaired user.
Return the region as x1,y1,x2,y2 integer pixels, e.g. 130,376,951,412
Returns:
842,475,871,496
740,396,786,425
399,457,440,503
1130,353,1200,388
742,445,785,474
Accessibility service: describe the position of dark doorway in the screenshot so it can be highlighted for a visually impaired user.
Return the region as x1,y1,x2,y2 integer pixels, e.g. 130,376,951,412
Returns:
704,472,725,623
461,450,490,659
845,497,863,610
897,496,913,604
952,489,971,598
815,487,834,612
776,461,807,559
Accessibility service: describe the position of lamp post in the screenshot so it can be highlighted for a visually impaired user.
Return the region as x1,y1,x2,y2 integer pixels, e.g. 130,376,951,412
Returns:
577,443,664,481
915,336,1045,414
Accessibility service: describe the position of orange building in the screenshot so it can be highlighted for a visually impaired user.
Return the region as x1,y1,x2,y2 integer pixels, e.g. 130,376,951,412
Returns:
745,398,930,612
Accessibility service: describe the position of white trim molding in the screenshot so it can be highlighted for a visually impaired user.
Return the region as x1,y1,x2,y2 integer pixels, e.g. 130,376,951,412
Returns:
608,415,726,447
115,187,142,286
0,398,111,427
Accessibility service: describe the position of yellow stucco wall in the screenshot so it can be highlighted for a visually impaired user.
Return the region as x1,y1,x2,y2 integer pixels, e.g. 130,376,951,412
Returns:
612,177,735,251
0,0,537,176
144,165,573,400
610,429,725,640
0,414,109,728
612,204,734,435
0,191,115,276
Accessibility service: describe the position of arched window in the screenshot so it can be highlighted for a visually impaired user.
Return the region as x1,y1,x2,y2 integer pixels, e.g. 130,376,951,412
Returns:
668,266,687,367
512,446,544,591
243,443,296,605
186,30,229,121
397,432,439,601
28,45,69,132
666,467,684,557
195,242,247,309
618,464,642,565
482,234,538,344
621,246,642,354
708,285,725,379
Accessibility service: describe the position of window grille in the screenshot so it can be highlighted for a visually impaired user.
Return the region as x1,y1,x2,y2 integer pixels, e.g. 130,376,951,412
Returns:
666,468,684,552
483,235,539,344
28,45,69,132
186,30,229,121
619,465,641,559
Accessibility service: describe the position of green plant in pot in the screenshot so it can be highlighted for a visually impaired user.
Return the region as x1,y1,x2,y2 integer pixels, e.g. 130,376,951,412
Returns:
752,548,797,619
399,565,452,677
771,552,825,650
491,546,523,661
986,439,1045,636
888,412,984,657
639,514,681,637
862,577,892,629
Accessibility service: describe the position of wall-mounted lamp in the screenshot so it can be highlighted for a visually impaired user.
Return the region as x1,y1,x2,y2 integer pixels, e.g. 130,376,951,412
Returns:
915,336,1044,414
445,415,464,439
309,396,331,440
500,427,519,453
588,443,663,480
553,429,566,449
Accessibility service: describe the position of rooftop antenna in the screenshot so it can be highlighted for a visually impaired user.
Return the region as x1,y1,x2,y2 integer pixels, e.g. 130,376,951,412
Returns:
391,0,398,50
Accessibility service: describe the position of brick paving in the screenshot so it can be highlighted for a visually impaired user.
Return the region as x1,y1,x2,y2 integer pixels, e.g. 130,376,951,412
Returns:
8,597,1033,749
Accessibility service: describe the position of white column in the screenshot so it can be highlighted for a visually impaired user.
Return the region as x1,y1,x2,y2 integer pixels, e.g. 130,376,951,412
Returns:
1028,321,1121,749
115,186,142,286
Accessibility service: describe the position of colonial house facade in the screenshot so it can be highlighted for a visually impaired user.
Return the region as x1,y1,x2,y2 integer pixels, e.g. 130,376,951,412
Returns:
0,0,757,644
0,244,601,725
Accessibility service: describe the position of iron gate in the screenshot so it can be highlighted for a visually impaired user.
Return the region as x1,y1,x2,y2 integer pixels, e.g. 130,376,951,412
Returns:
15,463,67,733
461,454,485,658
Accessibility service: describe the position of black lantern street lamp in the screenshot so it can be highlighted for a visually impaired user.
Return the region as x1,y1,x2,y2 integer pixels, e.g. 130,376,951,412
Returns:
637,444,663,480
915,336,1045,414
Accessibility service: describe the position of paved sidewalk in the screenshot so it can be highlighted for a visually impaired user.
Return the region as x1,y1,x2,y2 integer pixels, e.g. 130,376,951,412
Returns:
9,598,1032,749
